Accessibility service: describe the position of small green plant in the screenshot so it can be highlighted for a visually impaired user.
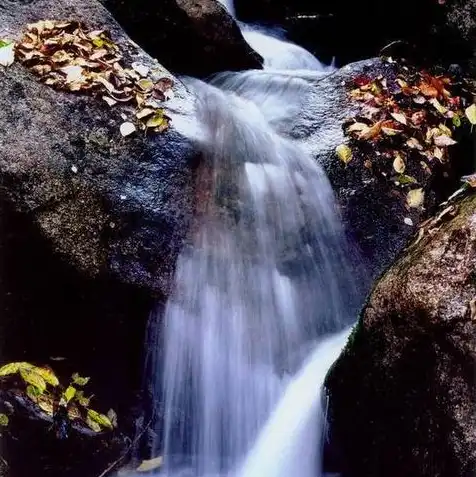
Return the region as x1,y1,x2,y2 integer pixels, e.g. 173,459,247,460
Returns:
0,362,116,433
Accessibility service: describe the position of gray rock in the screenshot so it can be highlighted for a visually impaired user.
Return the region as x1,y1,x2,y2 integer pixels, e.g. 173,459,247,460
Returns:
0,0,199,295
290,58,469,279
326,191,476,477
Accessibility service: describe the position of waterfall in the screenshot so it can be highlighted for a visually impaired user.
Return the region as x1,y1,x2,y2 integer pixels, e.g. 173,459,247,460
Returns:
140,2,364,477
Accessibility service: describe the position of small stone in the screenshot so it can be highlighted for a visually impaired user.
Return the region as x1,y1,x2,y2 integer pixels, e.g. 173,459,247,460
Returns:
120,194,127,200
404,217,414,226
71,165,78,173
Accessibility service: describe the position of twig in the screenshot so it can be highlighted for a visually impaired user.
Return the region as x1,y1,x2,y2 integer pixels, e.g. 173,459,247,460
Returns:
96,419,152,477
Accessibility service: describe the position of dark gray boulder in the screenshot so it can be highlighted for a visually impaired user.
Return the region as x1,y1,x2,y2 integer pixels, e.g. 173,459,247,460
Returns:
0,0,199,296
325,190,476,477
100,0,263,77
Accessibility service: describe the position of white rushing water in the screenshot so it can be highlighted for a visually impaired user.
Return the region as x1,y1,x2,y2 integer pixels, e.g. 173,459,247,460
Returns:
141,3,362,477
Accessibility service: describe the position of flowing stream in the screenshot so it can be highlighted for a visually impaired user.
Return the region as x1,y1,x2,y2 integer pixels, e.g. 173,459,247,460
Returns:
142,3,363,477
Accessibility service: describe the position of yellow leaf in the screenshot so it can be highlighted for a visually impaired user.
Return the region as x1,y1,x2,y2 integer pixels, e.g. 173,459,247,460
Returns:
335,144,352,164
146,113,166,129
393,153,406,174
0,414,9,427
136,456,163,472
26,384,41,402
438,123,452,137
465,104,476,125
0,362,33,376
72,373,90,386
87,409,113,430
35,367,59,387
20,368,46,394
407,188,424,208
37,396,54,416
346,122,368,134
75,390,91,407
429,98,448,115
86,415,102,432
64,385,77,403
358,120,383,140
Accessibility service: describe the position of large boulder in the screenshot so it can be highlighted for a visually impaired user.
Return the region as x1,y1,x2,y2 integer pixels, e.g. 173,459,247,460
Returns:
0,0,199,474
0,0,198,295
100,0,263,77
325,190,476,477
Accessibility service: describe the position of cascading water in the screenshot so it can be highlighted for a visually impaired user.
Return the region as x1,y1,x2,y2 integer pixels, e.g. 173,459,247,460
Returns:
141,3,364,477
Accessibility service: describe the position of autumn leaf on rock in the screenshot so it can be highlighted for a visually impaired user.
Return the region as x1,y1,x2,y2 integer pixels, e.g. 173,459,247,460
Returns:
393,153,406,174
120,122,136,137
336,144,352,164
407,188,424,208
465,104,476,125
390,112,407,125
358,121,383,140
434,135,457,147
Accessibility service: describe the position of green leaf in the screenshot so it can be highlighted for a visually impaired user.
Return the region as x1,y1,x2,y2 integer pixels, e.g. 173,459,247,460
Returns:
452,115,462,128
465,104,476,125
146,112,166,129
20,368,46,394
72,373,90,387
0,40,12,48
35,367,59,387
0,362,33,377
63,385,77,403
86,415,102,432
0,414,9,427
335,144,353,164
26,384,41,401
397,174,418,185
87,409,113,430
75,390,91,407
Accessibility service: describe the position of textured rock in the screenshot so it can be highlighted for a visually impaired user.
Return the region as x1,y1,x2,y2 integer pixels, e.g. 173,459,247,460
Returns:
0,0,199,295
326,191,476,477
100,0,263,77
287,58,472,279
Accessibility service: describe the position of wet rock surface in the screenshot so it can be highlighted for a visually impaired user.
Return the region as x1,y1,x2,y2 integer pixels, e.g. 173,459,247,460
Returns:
325,191,476,477
289,58,473,279
0,0,199,475
100,0,263,78
0,0,198,295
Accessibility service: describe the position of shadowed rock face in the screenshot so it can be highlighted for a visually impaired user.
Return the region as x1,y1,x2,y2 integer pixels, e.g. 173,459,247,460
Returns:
0,0,199,296
100,0,263,78
326,192,476,477
0,2,199,474
233,0,476,73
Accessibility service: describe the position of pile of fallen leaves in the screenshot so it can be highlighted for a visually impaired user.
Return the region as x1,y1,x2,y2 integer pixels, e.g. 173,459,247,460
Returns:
1,20,173,136
0,362,117,435
336,60,476,210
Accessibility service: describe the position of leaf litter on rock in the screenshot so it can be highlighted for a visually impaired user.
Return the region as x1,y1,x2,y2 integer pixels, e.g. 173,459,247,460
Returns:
343,60,475,211
14,20,174,136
